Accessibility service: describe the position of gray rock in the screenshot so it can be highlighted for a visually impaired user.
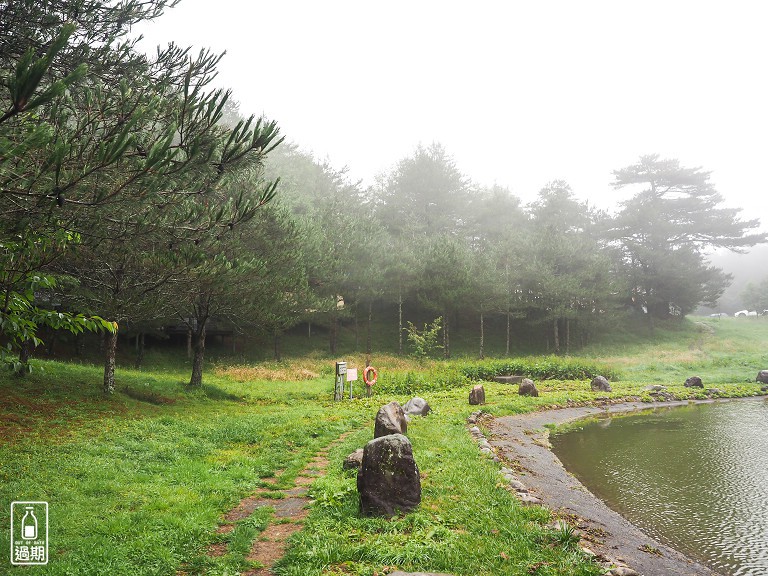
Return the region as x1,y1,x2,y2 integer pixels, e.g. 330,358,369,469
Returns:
469,384,486,405
494,375,523,384
609,568,640,576
517,493,542,506
684,376,703,388
580,545,596,557
343,449,364,470
518,378,539,397
357,434,421,516
644,385,666,392
757,370,768,384
590,375,612,392
374,401,407,438
403,397,431,417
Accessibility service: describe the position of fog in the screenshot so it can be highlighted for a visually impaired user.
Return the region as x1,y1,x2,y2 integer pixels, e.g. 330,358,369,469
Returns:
134,1,768,230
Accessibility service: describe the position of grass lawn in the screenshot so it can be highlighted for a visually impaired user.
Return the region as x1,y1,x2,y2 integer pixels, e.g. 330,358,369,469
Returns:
1,317,766,575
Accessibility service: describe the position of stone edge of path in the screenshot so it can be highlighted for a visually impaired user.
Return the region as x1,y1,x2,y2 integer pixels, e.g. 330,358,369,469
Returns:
480,398,764,576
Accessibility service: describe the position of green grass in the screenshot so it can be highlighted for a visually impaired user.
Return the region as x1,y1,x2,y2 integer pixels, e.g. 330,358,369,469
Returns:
283,402,598,576
1,315,767,575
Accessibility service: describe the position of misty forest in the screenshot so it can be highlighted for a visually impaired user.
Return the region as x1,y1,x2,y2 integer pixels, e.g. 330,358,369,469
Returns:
2,0,767,389
4,2,768,576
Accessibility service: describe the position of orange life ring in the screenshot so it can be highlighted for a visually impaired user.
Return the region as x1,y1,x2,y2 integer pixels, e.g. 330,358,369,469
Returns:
363,366,377,386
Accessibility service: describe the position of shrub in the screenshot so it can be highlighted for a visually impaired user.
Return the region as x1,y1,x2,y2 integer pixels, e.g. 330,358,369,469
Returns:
375,367,470,395
457,356,619,382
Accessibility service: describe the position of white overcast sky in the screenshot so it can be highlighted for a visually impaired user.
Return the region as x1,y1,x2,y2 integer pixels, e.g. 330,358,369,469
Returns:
135,1,768,229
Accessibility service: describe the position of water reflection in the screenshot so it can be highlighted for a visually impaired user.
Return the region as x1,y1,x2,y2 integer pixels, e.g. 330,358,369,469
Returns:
551,399,768,576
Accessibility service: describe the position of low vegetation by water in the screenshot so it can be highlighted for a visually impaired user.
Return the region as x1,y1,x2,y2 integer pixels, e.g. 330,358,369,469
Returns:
1,317,766,575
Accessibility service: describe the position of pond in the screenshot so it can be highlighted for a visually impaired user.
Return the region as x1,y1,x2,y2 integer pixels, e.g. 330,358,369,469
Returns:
550,398,768,576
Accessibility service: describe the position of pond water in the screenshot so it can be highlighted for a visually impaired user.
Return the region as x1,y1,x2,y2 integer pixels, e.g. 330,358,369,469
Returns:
550,398,768,576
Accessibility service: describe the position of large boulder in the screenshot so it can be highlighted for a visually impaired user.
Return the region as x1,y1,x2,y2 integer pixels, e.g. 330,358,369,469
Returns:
757,370,768,384
590,375,612,392
684,376,703,388
374,401,407,438
357,434,421,516
469,384,486,405
402,397,431,417
518,378,539,397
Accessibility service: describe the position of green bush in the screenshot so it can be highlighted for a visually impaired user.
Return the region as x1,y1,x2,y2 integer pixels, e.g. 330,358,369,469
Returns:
457,356,619,382
375,367,471,395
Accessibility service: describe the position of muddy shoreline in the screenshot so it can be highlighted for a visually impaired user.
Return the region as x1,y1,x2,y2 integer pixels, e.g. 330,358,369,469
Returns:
486,399,754,576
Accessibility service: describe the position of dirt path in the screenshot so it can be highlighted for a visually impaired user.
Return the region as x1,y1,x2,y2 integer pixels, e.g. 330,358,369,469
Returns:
203,430,357,576
488,401,723,576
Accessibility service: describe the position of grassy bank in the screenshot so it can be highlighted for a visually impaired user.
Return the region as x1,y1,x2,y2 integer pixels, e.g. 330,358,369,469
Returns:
1,316,766,575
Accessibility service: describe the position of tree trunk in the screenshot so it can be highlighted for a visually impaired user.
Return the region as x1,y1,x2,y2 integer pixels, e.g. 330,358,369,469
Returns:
566,319,570,355
45,328,56,356
186,328,193,359
16,339,33,376
506,307,511,357
354,303,359,351
329,312,338,355
366,300,372,367
479,309,485,360
103,329,118,394
308,321,311,339
443,312,451,359
74,333,84,357
553,318,560,354
134,332,145,369
274,331,282,361
398,287,403,356
189,322,207,387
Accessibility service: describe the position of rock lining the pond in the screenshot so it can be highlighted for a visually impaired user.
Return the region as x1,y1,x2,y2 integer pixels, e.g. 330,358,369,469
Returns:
649,389,676,401
518,378,539,397
591,375,612,392
644,385,666,392
469,384,485,405
684,376,704,388
757,370,768,384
